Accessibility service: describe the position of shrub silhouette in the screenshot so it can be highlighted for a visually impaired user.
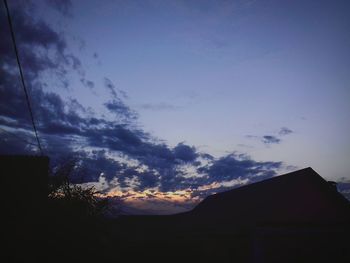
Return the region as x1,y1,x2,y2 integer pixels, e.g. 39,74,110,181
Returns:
46,158,112,262
48,157,109,218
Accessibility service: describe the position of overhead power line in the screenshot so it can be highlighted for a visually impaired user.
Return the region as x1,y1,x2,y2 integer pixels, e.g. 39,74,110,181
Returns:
3,0,44,155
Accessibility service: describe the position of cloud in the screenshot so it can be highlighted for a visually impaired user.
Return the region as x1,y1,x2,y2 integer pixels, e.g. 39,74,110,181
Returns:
93,152,282,213
0,2,82,131
200,153,214,160
104,190,199,215
247,127,293,146
336,181,350,201
104,78,118,98
247,134,281,145
46,0,73,17
0,128,38,155
104,100,137,121
104,77,128,99
198,153,281,184
173,143,198,163
279,127,293,136
80,78,95,90
262,135,281,145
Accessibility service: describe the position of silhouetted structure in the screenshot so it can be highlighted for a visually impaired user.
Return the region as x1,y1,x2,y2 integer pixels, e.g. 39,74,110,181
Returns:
184,167,350,262
2,159,349,262
2,155,109,262
2,155,49,262
2,155,48,211
191,167,350,225
112,168,350,262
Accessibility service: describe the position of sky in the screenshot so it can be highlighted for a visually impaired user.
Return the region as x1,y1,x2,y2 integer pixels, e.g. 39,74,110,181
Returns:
1,0,349,214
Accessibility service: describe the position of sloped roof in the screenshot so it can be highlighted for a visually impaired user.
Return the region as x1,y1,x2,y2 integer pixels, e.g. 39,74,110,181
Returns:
190,168,350,224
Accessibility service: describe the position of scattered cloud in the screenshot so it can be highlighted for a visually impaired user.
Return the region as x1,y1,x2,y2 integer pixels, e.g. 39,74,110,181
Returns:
104,77,128,99
80,78,95,90
246,126,293,146
279,127,293,136
262,135,281,145
104,77,118,98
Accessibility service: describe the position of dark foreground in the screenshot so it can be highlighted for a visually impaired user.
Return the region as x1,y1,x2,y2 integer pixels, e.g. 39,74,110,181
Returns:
7,212,350,263
3,156,350,262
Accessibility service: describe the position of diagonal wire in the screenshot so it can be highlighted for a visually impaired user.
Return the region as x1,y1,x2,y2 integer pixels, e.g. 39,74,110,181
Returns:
3,0,44,155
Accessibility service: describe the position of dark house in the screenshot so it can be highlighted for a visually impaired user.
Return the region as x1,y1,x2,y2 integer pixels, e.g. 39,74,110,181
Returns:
183,167,350,262
111,168,350,262
191,167,350,225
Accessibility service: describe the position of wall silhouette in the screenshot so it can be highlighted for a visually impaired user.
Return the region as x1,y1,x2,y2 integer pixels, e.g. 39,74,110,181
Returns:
2,155,49,262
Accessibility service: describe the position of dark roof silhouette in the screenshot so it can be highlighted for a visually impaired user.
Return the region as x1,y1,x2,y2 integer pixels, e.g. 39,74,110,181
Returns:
189,167,350,225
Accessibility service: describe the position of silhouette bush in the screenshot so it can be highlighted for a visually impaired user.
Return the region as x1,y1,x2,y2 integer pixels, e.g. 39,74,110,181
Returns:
45,158,113,262
48,158,109,219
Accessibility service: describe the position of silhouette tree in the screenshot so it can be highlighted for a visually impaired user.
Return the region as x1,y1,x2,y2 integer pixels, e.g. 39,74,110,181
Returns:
48,157,109,218
46,158,112,262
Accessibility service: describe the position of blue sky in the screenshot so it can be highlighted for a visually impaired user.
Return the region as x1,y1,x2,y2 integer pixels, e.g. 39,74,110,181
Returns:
62,0,350,179
1,0,349,213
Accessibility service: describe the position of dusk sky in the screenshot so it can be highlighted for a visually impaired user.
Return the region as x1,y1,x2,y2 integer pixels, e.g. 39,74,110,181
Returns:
1,0,349,214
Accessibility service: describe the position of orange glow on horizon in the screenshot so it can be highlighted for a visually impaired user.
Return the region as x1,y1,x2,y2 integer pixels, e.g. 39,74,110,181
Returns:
99,189,201,204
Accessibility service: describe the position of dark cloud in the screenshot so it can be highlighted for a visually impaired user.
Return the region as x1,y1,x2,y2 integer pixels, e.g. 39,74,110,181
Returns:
0,129,37,155
46,0,73,16
336,181,350,201
279,127,293,136
71,151,125,183
0,1,82,124
104,100,137,121
262,135,281,145
199,153,281,184
173,143,198,162
200,153,214,160
247,127,293,146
